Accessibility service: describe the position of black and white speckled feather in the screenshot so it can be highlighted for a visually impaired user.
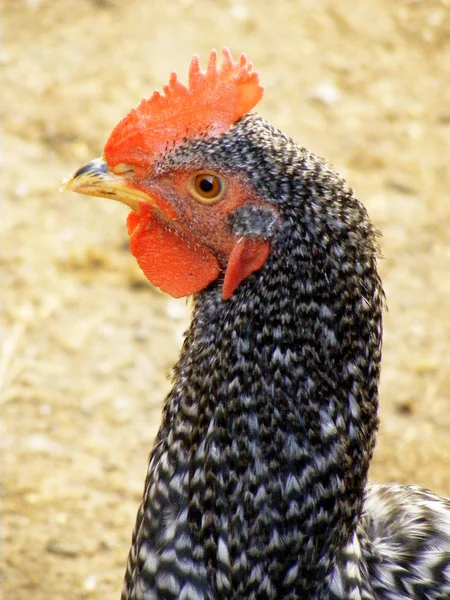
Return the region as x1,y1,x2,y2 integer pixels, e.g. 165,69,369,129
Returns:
121,113,450,600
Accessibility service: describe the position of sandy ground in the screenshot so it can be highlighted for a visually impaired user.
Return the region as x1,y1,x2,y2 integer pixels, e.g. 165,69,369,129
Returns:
2,0,450,598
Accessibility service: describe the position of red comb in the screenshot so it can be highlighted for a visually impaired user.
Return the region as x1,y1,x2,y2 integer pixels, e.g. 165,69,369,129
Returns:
104,48,263,169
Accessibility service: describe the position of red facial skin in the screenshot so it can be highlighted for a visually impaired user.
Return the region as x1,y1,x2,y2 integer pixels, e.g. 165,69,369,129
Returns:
123,168,270,299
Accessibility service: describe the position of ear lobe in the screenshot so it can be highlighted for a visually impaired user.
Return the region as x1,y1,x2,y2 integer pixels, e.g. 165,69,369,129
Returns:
222,238,270,300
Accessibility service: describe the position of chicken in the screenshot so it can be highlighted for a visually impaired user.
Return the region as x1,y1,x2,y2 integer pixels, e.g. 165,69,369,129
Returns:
63,48,450,600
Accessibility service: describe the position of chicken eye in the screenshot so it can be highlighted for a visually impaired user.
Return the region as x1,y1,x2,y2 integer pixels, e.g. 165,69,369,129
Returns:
190,172,224,203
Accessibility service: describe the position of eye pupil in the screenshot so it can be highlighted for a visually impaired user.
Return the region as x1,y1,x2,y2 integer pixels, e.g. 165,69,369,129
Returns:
199,177,214,193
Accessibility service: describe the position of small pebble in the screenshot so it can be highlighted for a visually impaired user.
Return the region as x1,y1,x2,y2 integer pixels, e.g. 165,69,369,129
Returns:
83,574,97,592
134,328,149,342
166,298,188,321
230,4,249,22
14,182,29,198
112,395,131,411
38,403,53,416
46,539,82,557
27,434,64,454
308,83,340,106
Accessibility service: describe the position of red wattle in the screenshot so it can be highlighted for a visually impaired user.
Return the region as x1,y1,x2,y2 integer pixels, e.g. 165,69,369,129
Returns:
126,210,221,298
222,238,270,300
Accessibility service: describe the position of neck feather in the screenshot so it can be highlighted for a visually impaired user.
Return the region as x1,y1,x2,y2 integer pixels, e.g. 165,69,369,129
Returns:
123,168,384,600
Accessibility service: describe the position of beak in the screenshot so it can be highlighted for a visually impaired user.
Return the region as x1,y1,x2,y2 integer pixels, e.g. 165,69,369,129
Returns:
61,157,151,213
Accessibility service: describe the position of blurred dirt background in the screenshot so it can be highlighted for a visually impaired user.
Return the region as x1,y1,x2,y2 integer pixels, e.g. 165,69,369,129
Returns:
2,0,450,598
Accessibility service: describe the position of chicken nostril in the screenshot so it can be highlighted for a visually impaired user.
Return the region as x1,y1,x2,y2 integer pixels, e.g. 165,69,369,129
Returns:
110,162,136,176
